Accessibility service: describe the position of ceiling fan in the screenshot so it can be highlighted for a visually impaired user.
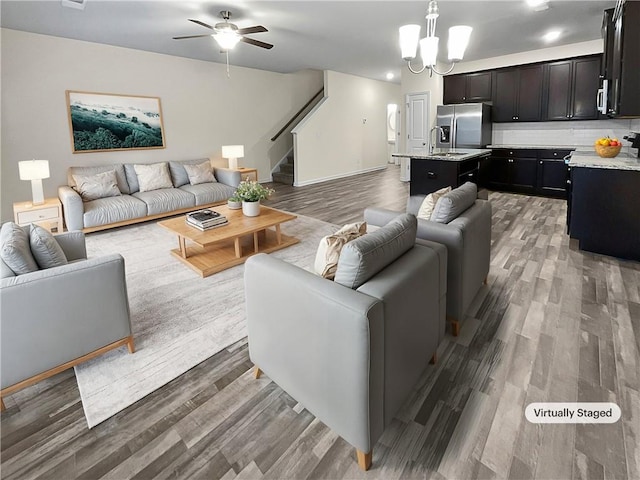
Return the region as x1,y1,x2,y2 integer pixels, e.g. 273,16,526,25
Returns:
173,11,273,51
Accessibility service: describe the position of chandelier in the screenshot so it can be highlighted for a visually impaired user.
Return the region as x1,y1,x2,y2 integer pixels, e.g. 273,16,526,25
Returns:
399,0,472,76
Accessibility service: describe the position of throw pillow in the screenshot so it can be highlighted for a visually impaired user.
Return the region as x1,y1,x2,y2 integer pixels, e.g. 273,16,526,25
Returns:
29,224,68,269
72,170,122,202
184,161,216,185
134,162,173,192
334,214,417,289
430,182,478,224
417,186,452,220
0,222,39,275
314,222,367,280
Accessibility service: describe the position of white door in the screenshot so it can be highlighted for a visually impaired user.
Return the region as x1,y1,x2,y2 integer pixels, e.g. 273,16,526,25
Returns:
406,92,430,154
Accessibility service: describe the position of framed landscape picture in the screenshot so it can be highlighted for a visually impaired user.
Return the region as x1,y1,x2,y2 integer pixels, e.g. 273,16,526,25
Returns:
66,90,166,153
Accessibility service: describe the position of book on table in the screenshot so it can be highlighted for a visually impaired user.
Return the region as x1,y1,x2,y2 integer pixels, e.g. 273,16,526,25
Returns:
186,218,229,231
186,209,228,230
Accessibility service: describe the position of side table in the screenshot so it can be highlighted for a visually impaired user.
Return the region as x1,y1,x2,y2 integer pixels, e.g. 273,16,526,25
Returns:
13,197,64,233
235,168,258,182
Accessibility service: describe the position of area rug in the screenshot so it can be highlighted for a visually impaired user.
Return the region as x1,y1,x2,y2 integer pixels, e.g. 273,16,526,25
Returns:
74,213,337,428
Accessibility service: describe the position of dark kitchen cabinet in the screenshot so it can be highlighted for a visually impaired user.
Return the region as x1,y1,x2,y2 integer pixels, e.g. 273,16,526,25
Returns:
544,56,600,120
443,71,492,104
485,149,538,194
493,65,543,122
537,149,572,198
410,157,483,196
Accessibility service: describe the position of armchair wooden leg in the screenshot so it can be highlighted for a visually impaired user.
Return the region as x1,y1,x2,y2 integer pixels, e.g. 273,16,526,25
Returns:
126,336,135,354
483,276,488,285
447,316,460,337
0,397,5,412
356,449,372,471
430,353,437,364
254,366,262,379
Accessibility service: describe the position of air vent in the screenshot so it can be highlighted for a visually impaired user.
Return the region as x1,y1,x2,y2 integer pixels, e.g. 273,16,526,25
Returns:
61,0,86,10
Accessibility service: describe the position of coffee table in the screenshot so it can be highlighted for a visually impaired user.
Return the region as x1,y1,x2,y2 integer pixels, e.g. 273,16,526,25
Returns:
158,205,299,277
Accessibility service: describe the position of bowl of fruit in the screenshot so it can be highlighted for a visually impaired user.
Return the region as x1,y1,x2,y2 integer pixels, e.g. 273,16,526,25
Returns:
594,137,622,158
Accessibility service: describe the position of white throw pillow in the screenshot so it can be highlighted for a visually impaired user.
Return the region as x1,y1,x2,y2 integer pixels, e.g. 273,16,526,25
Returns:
134,162,173,192
417,186,451,220
184,161,216,185
72,170,122,202
314,222,367,280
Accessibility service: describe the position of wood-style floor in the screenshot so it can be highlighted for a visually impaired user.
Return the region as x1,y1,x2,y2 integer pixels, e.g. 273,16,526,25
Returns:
2,165,639,480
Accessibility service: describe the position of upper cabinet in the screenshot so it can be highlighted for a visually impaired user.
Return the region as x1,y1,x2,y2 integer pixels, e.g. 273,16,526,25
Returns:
443,71,492,104
603,2,640,117
544,56,600,121
492,65,544,122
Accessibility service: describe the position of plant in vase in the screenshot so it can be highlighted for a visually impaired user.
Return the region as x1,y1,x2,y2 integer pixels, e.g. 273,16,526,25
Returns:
233,180,275,217
227,193,242,210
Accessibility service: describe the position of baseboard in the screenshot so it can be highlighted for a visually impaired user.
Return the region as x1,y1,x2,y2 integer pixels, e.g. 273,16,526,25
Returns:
294,165,387,187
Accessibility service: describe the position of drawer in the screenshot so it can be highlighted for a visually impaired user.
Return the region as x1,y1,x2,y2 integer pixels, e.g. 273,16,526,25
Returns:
459,168,479,184
17,207,59,224
491,148,539,158
539,149,573,160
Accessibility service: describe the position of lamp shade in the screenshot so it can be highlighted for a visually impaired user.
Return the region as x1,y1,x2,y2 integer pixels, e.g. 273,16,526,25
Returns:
447,26,472,62
18,160,50,180
214,31,241,50
399,24,421,60
420,36,439,67
221,145,244,159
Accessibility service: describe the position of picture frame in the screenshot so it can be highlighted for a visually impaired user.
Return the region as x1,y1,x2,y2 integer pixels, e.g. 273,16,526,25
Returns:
66,90,166,154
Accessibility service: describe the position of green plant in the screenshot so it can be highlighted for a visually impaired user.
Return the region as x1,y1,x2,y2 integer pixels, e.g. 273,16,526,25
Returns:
233,180,275,202
228,193,242,202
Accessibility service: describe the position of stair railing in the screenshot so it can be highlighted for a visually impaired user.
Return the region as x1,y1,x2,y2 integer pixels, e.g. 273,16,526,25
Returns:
271,88,324,142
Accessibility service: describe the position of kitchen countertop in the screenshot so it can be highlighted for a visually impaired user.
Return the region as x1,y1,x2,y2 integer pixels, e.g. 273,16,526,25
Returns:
568,151,640,171
392,148,491,161
487,144,578,150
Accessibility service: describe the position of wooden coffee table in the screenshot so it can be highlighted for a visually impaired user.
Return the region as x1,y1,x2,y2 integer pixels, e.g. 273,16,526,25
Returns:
158,205,299,277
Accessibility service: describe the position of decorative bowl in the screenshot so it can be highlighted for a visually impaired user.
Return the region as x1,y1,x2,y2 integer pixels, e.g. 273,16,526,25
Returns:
594,144,622,158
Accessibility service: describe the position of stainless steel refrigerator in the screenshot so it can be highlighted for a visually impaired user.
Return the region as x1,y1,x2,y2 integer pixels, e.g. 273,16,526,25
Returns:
436,103,492,149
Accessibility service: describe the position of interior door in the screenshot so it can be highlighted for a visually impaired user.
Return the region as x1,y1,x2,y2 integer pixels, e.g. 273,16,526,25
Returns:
406,92,430,154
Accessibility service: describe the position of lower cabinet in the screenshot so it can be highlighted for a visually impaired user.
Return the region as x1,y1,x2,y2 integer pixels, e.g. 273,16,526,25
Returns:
410,157,482,196
483,148,572,198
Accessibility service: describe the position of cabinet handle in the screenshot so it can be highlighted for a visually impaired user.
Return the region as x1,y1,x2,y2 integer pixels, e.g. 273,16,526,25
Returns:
553,152,557,156
540,161,543,164
468,173,474,177
508,159,514,163
427,171,437,179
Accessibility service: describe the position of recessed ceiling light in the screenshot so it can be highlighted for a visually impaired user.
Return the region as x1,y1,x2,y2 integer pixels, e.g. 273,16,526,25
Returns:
543,30,561,42
526,0,549,11
386,72,394,81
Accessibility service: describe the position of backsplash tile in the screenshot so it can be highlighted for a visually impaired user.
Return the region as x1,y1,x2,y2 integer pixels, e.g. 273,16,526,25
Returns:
492,119,640,155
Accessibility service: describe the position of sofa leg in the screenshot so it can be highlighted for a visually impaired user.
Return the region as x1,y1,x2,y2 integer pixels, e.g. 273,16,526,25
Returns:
430,353,437,364
254,366,262,379
483,276,488,285
0,397,5,412
126,336,135,354
356,449,372,470
447,316,460,337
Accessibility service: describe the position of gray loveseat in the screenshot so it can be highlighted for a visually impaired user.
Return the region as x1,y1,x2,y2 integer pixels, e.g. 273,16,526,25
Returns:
1,229,133,410
244,214,447,470
59,159,241,232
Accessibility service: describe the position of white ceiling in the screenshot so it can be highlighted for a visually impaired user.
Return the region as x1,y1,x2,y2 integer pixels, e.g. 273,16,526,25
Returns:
0,0,614,82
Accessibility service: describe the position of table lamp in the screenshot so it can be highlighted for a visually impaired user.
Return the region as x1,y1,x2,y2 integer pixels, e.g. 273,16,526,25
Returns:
19,159,50,206
222,145,244,170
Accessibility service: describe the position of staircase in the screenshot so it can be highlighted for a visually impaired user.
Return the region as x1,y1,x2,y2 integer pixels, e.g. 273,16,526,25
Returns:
272,155,294,185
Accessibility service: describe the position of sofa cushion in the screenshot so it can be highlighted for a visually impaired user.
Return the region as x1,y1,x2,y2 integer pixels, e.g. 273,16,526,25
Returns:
0,222,39,275
83,195,148,228
72,170,122,202
68,164,130,195
431,182,478,224
170,159,211,187
184,161,216,185
29,224,68,269
123,164,140,193
417,186,451,220
134,163,173,192
314,222,367,280
334,214,417,289
132,188,195,215
179,183,236,206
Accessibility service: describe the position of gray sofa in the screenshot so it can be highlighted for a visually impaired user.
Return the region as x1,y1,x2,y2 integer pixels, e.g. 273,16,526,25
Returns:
244,214,447,470
0,230,133,410
58,159,241,232
365,184,491,336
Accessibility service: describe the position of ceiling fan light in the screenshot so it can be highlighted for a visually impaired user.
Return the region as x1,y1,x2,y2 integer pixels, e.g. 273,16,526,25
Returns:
399,24,421,60
447,25,472,62
420,36,439,67
214,30,241,50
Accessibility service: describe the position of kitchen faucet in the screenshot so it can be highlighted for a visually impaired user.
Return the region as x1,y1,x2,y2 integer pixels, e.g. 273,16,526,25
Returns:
429,126,444,154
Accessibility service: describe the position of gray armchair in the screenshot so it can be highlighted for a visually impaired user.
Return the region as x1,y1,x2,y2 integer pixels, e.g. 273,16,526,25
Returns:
244,214,446,470
365,188,491,336
0,231,134,410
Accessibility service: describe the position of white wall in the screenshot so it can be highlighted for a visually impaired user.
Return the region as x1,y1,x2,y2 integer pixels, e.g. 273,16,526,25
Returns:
292,70,400,186
0,29,323,221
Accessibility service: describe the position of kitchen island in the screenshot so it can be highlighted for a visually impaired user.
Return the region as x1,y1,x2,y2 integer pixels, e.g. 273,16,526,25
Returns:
393,149,491,196
568,151,640,261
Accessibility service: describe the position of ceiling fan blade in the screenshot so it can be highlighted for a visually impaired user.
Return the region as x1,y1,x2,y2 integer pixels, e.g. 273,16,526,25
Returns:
188,19,214,30
241,36,274,50
173,34,213,40
237,25,268,35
